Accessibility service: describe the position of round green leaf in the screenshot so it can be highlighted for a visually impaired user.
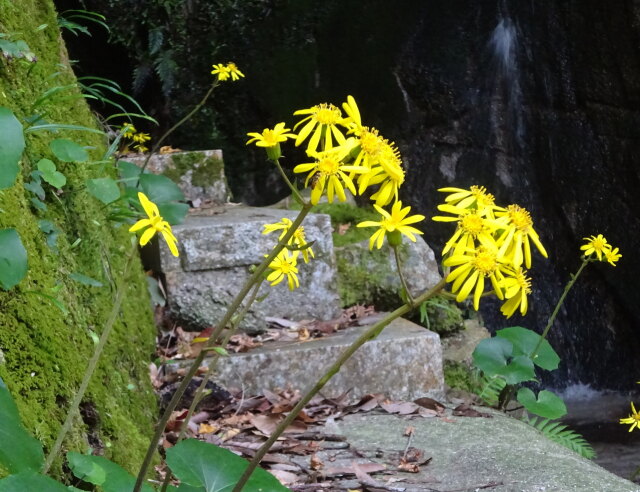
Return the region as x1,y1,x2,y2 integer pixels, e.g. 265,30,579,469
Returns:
472,337,513,376
66,452,106,486
86,177,120,204
166,438,289,492
140,173,185,202
0,471,69,492
498,355,536,385
517,388,567,419
0,229,28,290
49,138,88,162
497,326,560,371
37,158,66,188
0,106,25,189
67,453,154,492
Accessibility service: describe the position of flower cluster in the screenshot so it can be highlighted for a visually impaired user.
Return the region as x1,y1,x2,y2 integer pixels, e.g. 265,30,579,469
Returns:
129,192,178,257
246,96,425,262
121,124,151,153
261,218,315,291
211,62,245,82
581,234,621,266
620,402,640,432
432,186,547,317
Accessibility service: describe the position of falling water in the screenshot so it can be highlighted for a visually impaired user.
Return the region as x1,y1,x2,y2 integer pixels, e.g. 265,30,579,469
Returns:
487,16,525,151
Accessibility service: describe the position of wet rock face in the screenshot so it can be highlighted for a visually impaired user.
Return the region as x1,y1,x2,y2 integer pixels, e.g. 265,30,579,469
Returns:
397,0,640,388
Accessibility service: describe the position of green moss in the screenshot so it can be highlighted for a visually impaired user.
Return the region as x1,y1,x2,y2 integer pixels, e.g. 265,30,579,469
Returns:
407,294,464,336
164,151,224,188
0,0,156,479
444,360,480,393
309,202,379,247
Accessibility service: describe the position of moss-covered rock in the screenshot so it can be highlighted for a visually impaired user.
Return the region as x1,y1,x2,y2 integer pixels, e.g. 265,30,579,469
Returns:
0,1,156,478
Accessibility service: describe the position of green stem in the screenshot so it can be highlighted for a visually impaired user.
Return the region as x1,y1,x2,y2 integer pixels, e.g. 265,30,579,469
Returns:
42,240,139,474
231,276,447,492
159,280,264,492
392,244,414,307
136,81,219,180
271,157,304,205
134,204,312,492
530,259,589,360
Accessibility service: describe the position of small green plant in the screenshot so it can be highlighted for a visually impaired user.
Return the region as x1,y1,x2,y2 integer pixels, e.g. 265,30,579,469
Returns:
525,416,595,459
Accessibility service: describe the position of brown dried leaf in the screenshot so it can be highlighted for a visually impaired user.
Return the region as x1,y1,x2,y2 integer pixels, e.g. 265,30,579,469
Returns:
323,462,387,476
198,423,218,434
310,453,324,471
269,469,299,486
380,401,419,415
414,397,446,414
452,403,493,418
403,426,415,437
250,414,307,435
346,393,384,413
398,458,420,473
228,333,262,353
337,223,351,235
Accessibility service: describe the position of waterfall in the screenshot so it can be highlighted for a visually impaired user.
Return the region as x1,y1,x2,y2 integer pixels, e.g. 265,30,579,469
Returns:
487,16,525,155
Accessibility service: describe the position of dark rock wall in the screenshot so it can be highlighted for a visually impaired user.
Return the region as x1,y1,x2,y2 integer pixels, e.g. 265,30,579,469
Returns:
62,0,640,388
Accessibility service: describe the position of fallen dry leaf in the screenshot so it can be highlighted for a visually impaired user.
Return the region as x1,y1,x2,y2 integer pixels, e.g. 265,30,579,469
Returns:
414,397,446,413
323,462,386,477
452,403,493,418
310,453,324,471
198,423,218,434
250,414,307,435
403,426,415,437
269,469,299,486
380,401,419,415
337,223,351,235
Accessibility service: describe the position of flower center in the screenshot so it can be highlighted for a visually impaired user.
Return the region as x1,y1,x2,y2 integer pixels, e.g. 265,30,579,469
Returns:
314,104,342,125
318,157,340,175
470,185,495,209
508,205,532,231
279,262,294,274
460,213,485,235
360,128,383,155
473,248,498,276
262,129,279,146
150,215,164,231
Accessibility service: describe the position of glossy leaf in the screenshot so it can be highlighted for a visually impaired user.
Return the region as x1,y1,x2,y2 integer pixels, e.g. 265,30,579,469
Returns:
86,177,120,204
497,326,560,371
0,471,68,492
166,439,289,492
472,337,513,376
0,107,25,189
517,388,567,419
49,138,89,162
0,378,44,473
140,173,184,202
498,355,536,385
158,201,189,225
37,158,66,188
67,452,155,492
0,229,28,289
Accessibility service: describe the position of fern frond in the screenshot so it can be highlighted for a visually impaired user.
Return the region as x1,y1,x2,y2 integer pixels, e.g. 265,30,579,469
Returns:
477,375,507,406
524,416,596,459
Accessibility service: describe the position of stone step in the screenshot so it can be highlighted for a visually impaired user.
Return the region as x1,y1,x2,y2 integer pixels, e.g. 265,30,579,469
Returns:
167,317,444,402
153,206,342,333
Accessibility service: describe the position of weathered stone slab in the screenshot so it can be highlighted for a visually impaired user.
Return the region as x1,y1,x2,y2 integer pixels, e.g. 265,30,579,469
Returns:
321,411,640,492
335,237,442,308
158,206,341,332
192,317,444,401
126,149,230,205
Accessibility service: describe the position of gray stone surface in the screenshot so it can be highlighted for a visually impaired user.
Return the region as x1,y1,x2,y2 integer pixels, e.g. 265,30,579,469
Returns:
335,236,442,307
159,206,341,332
442,318,490,365
323,410,640,492
195,317,444,401
126,149,230,204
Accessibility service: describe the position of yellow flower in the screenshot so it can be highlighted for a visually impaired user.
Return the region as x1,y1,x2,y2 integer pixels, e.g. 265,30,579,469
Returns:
433,207,497,257
262,217,315,263
129,192,179,257
225,62,244,81
495,204,548,268
605,246,621,266
368,143,405,207
121,123,136,138
211,62,244,82
211,63,229,80
246,122,296,148
620,402,640,432
266,250,300,290
580,234,611,261
341,95,363,134
133,143,149,153
357,200,425,250
132,132,151,144
499,267,532,318
443,246,506,310
293,146,367,204
294,103,347,154
438,185,498,218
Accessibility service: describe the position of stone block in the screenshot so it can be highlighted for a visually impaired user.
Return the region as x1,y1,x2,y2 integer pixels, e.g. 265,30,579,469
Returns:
159,206,341,332
126,149,230,205
189,317,444,401
335,236,442,308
